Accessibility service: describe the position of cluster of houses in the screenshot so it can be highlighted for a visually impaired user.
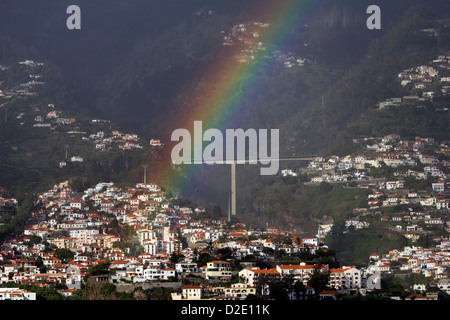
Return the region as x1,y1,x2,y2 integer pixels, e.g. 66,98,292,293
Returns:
366,135,448,211
172,261,405,300
363,134,448,170
341,162,449,241
85,130,143,152
222,21,306,68
364,241,450,298
0,197,18,214
222,21,270,60
379,54,450,109
367,243,450,280
344,205,450,243
0,60,44,100
306,154,371,181
168,261,363,300
171,263,361,300
58,128,144,168
2,174,371,300
0,288,36,300
0,179,325,298
306,133,449,209
1,60,145,171
365,179,449,211
309,136,448,174
33,107,76,130
0,167,448,299
301,57,450,215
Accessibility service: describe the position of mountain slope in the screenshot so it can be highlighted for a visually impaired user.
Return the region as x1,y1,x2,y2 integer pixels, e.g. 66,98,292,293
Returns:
1,0,450,220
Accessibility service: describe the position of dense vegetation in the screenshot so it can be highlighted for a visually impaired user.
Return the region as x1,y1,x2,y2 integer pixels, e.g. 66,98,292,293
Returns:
326,224,409,267
239,177,369,235
0,194,34,244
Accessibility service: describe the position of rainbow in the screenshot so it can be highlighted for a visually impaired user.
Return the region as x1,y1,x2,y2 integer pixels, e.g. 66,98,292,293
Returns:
155,0,315,195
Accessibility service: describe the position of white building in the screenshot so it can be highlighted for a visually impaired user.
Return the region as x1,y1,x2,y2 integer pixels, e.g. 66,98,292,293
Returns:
432,182,445,192
171,286,203,300
302,236,319,247
0,288,36,300
70,156,84,162
275,264,316,284
328,267,361,293
385,180,405,190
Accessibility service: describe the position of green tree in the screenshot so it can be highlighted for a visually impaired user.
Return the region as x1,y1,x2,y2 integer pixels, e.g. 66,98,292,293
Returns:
318,181,333,193
169,252,184,264
417,234,433,248
293,280,306,300
382,275,407,298
85,261,111,282
194,252,214,267
36,256,47,273
54,248,75,262
269,281,289,300
27,235,42,245
307,266,330,294
99,283,117,298
70,177,90,193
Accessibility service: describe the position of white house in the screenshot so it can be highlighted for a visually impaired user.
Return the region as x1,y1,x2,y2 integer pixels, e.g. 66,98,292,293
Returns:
70,156,84,163
436,200,449,210
0,288,36,300
302,237,319,247
385,180,404,190
432,182,445,192
70,199,83,210
328,267,361,293
171,286,203,300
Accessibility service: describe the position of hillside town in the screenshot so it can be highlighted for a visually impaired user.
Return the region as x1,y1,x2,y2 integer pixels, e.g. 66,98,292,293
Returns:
0,167,449,300
302,54,449,187
0,60,145,170
0,60,45,100
0,179,323,299
0,17,449,302
302,130,449,223
381,54,450,109
305,133,448,188
0,57,449,300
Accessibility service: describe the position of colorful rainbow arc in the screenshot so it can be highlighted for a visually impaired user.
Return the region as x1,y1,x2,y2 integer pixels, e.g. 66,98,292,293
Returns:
156,0,315,194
